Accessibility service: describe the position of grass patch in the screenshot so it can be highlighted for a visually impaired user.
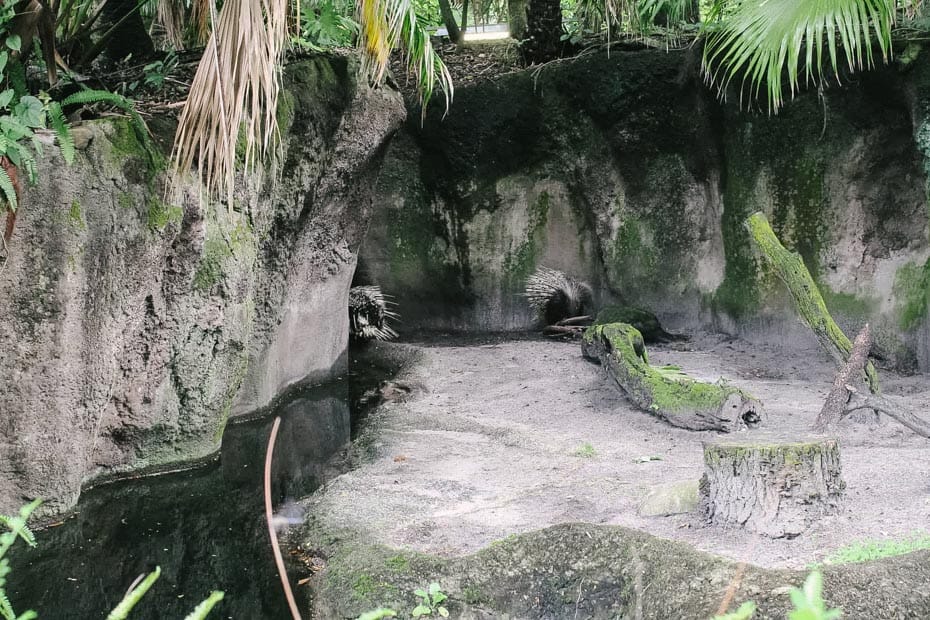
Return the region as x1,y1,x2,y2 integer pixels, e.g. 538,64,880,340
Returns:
573,442,596,458
823,533,930,565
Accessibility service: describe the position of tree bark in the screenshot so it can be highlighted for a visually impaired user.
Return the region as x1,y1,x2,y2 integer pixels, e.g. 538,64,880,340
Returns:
508,0,528,40
813,324,872,433
582,323,764,432
437,0,463,44
745,212,880,393
521,0,562,64
700,437,845,538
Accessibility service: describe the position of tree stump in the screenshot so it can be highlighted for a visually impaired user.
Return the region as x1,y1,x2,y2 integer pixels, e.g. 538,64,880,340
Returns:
582,322,764,432
699,436,845,538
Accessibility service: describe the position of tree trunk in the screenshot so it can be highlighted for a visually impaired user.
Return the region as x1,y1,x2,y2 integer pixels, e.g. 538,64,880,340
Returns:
460,0,470,44
582,323,765,432
745,212,880,393
700,437,845,538
97,0,155,65
521,0,562,64
508,0,527,40
813,324,872,432
437,0,463,44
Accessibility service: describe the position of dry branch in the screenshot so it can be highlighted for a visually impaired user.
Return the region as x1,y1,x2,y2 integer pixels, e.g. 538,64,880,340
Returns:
847,394,930,439
745,212,880,393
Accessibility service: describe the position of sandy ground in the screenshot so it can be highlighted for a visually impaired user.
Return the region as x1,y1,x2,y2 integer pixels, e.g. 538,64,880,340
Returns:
308,333,930,569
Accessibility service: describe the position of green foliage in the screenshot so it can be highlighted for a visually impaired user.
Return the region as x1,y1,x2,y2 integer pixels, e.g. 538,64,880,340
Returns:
61,89,149,154
357,609,398,620
412,582,449,617
573,442,597,458
143,53,180,90
788,572,841,620
701,0,908,111
106,567,162,620
295,0,360,50
712,601,756,620
823,533,930,565
0,500,41,620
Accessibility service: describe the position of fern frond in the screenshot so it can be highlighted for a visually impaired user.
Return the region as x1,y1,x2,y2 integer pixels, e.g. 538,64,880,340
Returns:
0,165,18,212
0,591,15,620
61,89,152,156
182,591,224,620
48,102,74,165
105,567,161,620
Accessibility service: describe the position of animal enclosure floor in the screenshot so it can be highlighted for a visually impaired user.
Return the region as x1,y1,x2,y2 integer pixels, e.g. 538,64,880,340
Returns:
304,334,930,569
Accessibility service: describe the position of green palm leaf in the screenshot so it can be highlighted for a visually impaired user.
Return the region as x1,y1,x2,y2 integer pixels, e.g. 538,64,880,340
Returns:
702,0,901,110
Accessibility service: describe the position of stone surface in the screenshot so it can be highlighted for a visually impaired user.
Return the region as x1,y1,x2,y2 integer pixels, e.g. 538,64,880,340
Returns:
638,480,700,517
362,48,930,372
0,54,405,515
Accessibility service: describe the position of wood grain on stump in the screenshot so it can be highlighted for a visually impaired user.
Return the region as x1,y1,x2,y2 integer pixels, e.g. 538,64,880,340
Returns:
699,436,845,538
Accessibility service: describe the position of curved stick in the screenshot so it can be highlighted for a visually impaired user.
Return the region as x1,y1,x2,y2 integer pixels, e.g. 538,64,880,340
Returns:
264,416,302,620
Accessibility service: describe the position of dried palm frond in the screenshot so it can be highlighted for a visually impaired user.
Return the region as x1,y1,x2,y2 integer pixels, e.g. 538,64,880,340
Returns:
155,0,187,49
170,0,287,205
357,0,454,116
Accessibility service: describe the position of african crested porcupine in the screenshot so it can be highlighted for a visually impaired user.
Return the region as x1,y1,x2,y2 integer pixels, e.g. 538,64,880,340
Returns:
349,285,398,341
524,267,594,326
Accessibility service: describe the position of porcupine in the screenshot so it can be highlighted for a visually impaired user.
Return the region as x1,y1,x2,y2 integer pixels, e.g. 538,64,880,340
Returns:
524,267,594,326
348,285,399,341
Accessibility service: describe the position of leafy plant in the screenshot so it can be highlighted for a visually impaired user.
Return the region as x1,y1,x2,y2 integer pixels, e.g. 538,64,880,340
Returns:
412,582,449,618
574,442,597,458
0,499,41,620
143,52,180,90
788,572,841,620
295,0,360,50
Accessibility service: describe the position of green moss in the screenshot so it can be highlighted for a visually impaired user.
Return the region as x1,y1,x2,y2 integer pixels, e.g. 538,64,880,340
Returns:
107,117,165,177
462,585,486,605
353,574,376,598
893,258,930,329
68,200,86,231
573,443,596,458
385,555,409,571
588,322,755,414
821,287,875,319
503,190,550,284
147,199,183,231
193,234,234,292
118,192,134,209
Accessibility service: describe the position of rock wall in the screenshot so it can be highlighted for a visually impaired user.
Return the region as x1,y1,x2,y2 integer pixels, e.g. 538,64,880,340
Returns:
362,49,930,371
0,54,404,515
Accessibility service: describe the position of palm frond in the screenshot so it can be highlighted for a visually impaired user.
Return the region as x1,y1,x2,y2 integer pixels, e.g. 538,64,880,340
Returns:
702,0,902,111
357,0,453,116
155,0,188,49
170,0,288,204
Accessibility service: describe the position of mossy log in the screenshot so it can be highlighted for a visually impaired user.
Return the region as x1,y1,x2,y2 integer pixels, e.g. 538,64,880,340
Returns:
745,212,880,393
582,323,764,432
699,437,845,538
593,305,685,343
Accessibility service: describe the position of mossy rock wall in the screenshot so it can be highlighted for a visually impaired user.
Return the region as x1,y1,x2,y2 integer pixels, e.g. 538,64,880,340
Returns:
364,49,930,370
0,54,405,516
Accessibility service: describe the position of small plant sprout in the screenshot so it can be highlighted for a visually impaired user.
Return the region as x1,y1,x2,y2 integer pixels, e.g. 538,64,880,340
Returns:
574,442,596,458
412,582,448,617
788,572,841,620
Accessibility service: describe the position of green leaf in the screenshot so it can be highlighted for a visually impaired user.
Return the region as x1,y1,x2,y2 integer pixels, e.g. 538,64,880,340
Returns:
414,589,428,598
182,590,224,620
0,52,7,75
411,605,431,617
0,90,13,110
437,607,448,618
0,163,18,212
5,35,20,52
47,102,74,165
105,567,161,620
431,592,447,605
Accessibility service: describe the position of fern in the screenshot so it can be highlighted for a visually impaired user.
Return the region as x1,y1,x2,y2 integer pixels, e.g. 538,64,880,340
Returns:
0,163,18,211
182,591,224,620
47,101,74,165
106,567,161,620
61,89,147,139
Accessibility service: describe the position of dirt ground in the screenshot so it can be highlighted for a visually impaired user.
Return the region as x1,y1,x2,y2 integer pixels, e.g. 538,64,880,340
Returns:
307,332,930,570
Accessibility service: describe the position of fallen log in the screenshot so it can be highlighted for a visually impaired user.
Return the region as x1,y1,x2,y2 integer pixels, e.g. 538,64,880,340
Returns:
846,392,930,439
813,324,872,433
700,435,845,538
745,212,880,394
583,322,764,432
593,305,686,343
